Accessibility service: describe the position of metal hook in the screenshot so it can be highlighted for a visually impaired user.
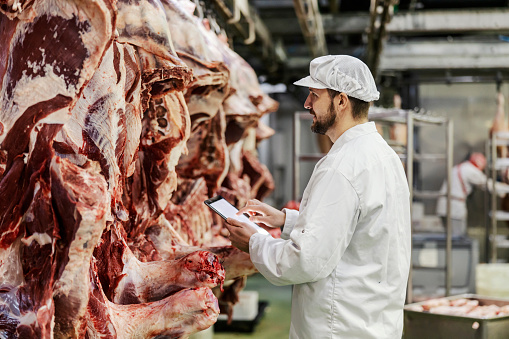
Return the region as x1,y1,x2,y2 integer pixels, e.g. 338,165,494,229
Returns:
207,11,222,35
244,18,256,44
193,0,204,20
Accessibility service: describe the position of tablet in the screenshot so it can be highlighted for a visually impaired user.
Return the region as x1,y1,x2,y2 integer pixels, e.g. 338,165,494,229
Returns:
204,195,269,235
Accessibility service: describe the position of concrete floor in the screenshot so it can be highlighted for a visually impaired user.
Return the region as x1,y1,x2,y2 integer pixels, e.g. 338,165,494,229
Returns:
212,274,292,339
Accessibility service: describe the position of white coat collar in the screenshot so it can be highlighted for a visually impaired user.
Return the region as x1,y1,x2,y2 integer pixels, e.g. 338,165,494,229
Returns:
328,121,377,155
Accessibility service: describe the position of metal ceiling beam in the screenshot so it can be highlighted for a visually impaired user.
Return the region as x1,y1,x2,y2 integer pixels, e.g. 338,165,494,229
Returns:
387,8,509,34
262,9,509,35
209,0,286,70
293,0,328,57
263,13,368,35
379,41,509,70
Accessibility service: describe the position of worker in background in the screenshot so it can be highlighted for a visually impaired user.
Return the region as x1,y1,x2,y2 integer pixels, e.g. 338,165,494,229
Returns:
436,152,509,237
225,55,411,339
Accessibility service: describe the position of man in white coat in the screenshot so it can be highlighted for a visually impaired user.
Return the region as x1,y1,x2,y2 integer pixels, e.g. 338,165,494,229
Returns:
436,152,509,237
225,55,411,339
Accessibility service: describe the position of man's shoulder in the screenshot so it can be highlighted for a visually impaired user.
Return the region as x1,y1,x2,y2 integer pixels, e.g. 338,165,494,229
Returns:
338,132,397,164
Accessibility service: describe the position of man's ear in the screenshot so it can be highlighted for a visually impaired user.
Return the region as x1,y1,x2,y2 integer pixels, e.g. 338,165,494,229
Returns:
336,92,349,111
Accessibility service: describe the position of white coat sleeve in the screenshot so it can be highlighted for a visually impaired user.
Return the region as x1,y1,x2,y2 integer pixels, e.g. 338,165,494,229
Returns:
467,166,509,197
248,167,360,286
281,208,299,240
486,178,509,197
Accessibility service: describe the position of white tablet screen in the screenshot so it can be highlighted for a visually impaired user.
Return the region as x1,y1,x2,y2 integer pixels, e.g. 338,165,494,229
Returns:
209,198,269,235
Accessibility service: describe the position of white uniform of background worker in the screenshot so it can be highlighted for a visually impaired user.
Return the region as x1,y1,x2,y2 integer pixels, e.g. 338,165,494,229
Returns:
225,55,411,339
436,152,509,237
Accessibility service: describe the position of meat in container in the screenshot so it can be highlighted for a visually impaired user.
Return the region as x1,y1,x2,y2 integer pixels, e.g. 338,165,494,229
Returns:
404,294,509,339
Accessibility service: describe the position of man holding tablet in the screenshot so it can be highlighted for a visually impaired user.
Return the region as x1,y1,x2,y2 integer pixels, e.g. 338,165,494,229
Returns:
204,195,269,235
225,55,411,339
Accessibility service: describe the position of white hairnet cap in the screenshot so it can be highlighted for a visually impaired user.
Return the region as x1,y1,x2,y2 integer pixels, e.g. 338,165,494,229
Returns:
293,55,380,102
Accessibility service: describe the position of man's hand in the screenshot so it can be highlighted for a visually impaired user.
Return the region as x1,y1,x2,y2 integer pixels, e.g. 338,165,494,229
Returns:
225,218,257,253
236,199,286,228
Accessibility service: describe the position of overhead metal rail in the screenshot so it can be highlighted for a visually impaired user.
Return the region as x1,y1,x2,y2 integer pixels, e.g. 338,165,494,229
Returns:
293,0,328,58
208,0,287,70
263,9,509,35
380,40,509,71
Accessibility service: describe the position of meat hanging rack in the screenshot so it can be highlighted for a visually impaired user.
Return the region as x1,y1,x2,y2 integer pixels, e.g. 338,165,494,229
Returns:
368,107,454,303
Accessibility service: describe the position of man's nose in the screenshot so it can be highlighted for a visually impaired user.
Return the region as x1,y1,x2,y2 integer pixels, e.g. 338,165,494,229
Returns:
304,95,311,109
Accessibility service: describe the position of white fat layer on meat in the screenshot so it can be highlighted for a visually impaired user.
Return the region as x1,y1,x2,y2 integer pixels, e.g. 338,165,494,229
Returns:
0,0,113,145
112,249,143,303
27,106,70,157
197,25,226,62
215,107,230,185
56,124,84,154
52,158,109,299
176,0,196,14
229,140,243,173
21,233,52,247
163,1,211,61
186,89,227,118
4,63,76,131
17,304,54,329
18,312,37,327
65,43,125,192
243,127,257,152
41,0,113,78
11,0,22,12
53,125,83,157
123,45,142,177
0,238,25,287
116,0,176,57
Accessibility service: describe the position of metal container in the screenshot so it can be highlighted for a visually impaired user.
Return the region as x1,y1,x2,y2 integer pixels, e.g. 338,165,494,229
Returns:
404,294,509,339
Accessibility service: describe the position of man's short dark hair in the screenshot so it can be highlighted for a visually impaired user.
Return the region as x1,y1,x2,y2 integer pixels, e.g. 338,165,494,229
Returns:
327,89,370,120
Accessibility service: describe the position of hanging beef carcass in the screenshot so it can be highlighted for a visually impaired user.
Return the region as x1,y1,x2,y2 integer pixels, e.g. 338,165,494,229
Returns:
161,0,231,194
0,0,115,336
162,0,231,122
113,0,263,287
0,0,278,336
205,28,278,206
0,0,226,337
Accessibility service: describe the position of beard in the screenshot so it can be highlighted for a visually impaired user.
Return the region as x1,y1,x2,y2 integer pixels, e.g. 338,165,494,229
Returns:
310,102,336,135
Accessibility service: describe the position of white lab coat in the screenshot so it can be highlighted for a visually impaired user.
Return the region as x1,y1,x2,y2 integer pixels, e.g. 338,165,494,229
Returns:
436,161,507,221
249,122,411,339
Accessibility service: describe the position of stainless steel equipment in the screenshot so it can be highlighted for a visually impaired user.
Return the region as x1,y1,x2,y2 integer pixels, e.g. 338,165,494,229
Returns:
404,294,509,339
